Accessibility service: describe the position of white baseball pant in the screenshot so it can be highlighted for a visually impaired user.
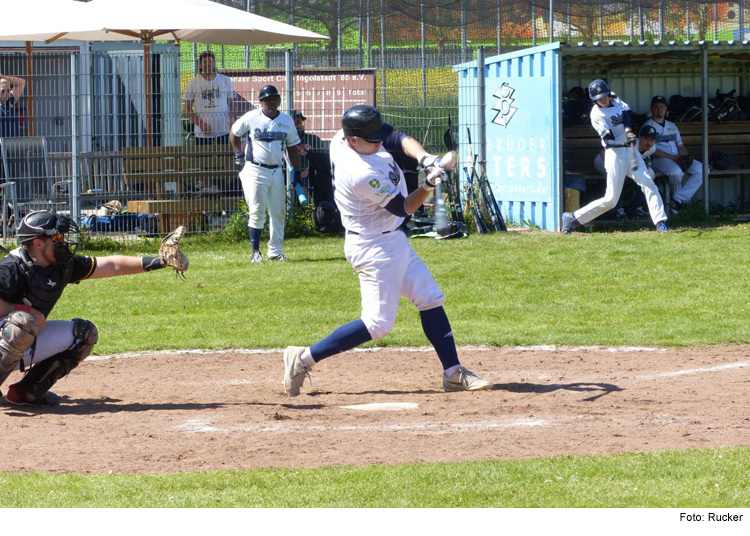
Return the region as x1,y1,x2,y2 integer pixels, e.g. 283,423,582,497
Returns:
650,157,703,204
593,153,667,224
574,147,631,225
16,320,77,370
239,163,287,258
344,230,445,340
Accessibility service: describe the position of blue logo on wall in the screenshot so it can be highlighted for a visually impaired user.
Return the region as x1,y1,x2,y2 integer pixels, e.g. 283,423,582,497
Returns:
491,83,518,128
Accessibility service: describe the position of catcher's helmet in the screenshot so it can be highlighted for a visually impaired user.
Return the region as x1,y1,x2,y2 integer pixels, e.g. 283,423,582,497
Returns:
258,84,280,101
17,210,79,262
588,79,611,101
341,104,393,142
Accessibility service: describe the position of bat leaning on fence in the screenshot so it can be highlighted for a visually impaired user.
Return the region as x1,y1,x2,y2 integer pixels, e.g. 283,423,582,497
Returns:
478,161,507,232
464,165,488,235
466,126,506,232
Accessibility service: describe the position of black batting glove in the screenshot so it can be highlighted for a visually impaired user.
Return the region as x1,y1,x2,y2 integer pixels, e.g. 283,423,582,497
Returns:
234,152,245,172
625,131,637,146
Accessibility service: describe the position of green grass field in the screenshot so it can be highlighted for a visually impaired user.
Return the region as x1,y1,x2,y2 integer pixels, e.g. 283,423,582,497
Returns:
4,224,750,507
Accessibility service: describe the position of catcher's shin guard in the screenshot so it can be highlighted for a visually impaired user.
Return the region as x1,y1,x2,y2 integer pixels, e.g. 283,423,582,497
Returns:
0,312,40,388
17,318,98,399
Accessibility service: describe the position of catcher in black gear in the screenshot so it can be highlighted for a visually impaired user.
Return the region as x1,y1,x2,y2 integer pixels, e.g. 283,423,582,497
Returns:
0,211,188,407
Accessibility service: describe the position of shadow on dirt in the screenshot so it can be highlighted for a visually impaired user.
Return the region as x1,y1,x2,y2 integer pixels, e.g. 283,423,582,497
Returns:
494,382,623,402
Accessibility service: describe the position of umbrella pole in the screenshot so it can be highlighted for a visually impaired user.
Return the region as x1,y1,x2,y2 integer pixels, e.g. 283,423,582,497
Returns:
25,42,34,136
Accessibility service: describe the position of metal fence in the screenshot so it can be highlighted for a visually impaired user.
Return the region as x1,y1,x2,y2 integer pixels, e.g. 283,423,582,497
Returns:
0,1,747,241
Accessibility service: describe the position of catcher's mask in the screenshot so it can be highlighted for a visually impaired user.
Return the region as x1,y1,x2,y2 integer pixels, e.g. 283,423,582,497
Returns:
17,210,79,264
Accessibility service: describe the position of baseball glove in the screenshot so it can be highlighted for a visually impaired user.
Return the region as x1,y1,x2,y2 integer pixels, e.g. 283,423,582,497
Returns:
677,155,694,171
159,226,189,278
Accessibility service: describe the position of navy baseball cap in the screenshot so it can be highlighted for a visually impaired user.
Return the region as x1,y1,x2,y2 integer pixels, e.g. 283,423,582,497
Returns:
651,95,668,105
293,110,306,120
639,125,658,139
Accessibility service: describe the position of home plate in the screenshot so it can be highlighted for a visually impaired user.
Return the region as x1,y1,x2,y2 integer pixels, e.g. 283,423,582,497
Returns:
342,402,419,411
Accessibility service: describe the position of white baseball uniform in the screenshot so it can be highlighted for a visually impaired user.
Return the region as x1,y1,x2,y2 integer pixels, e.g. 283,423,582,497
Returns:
643,117,703,204
593,139,667,224
231,109,300,258
183,73,233,138
330,130,444,340
573,96,637,225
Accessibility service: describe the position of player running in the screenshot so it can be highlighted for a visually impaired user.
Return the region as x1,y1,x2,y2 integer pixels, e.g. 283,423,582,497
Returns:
562,80,668,234
282,105,491,396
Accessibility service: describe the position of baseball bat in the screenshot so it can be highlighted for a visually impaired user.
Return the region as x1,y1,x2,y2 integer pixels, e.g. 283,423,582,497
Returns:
465,127,495,232
479,161,507,232
630,143,638,172
295,182,308,207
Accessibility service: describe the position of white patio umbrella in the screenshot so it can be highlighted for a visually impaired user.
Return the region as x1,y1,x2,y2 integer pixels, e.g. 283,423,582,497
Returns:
0,0,327,142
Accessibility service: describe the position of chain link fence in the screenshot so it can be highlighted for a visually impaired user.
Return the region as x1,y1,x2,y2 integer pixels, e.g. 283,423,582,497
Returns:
0,1,745,241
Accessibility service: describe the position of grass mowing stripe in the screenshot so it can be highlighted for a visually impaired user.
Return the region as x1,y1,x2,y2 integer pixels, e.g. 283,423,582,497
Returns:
1,447,747,507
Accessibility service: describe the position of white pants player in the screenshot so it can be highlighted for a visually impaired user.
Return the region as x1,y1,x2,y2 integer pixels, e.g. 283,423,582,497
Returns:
345,230,444,340
239,163,287,258
593,153,667,224
15,320,77,370
650,157,703,205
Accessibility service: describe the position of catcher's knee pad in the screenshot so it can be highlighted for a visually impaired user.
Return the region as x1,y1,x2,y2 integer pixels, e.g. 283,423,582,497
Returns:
0,312,40,375
19,320,97,400
72,318,98,363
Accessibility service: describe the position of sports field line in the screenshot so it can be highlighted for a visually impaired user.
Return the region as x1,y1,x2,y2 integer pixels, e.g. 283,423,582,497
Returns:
86,345,666,362
640,361,750,379
174,417,550,435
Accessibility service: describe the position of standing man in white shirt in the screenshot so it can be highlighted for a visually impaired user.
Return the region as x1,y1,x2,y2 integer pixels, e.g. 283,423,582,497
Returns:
643,95,704,213
281,104,491,396
184,51,234,145
230,85,301,263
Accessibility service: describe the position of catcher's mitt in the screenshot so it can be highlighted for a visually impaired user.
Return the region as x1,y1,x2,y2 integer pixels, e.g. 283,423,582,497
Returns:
159,226,189,278
677,154,694,171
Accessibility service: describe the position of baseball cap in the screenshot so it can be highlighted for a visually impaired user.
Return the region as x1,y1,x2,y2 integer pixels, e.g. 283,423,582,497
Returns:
651,95,668,106
639,124,658,139
293,110,306,121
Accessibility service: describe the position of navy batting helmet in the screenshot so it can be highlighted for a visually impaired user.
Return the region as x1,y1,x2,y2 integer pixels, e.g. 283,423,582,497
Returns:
341,104,393,142
259,85,280,101
588,79,611,101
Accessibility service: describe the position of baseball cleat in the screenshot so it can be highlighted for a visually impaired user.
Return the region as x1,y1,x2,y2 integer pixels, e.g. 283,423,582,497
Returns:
442,367,492,392
561,212,579,234
5,383,61,407
656,221,668,233
269,254,290,262
670,201,684,215
283,346,311,397
614,208,628,221
250,251,264,263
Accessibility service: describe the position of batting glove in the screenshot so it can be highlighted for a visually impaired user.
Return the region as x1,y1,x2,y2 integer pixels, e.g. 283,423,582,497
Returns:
424,167,446,190
234,152,245,172
625,130,637,146
292,168,303,185
419,153,443,172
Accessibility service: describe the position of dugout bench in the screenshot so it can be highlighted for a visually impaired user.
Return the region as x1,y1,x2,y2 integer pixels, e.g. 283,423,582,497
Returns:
562,121,750,213
121,144,237,199
121,144,241,232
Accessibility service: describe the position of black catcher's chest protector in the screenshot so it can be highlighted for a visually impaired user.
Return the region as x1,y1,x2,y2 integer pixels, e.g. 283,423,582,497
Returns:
9,249,75,317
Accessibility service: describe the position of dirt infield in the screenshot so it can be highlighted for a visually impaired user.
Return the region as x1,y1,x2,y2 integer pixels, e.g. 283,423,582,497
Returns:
1,344,749,474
